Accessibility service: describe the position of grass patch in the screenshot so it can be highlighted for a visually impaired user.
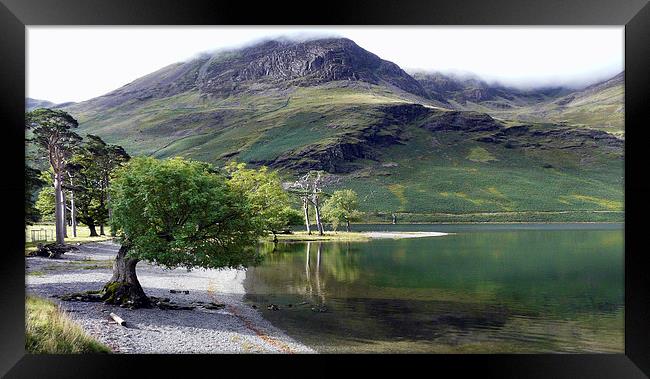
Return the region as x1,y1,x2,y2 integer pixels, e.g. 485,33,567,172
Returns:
466,147,498,163
559,194,623,211
26,295,111,354
387,184,408,210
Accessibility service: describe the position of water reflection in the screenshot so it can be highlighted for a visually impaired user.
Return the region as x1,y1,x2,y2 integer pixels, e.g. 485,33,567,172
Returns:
244,226,623,353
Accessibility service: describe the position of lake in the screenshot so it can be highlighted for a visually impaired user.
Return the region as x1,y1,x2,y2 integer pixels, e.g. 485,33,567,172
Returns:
243,223,624,353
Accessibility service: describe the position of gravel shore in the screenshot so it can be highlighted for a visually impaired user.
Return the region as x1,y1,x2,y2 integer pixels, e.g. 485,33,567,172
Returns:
26,241,315,354
363,231,449,239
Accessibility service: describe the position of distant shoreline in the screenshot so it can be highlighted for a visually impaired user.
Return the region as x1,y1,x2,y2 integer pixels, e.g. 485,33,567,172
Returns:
361,231,449,239
343,221,624,225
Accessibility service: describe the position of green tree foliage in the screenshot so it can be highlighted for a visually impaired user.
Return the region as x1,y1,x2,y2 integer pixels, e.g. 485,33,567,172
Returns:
281,207,305,228
322,189,361,232
225,162,299,241
35,185,55,222
110,157,262,270
25,164,45,225
68,135,130,236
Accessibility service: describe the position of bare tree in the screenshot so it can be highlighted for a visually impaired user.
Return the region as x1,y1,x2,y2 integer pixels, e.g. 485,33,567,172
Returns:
289,171,327,236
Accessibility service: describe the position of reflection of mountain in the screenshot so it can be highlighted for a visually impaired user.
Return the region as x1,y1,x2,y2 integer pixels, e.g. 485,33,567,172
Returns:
41,37,624,220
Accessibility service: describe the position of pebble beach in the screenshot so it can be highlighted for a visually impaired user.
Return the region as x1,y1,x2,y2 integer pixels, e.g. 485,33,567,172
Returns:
26,241,315,354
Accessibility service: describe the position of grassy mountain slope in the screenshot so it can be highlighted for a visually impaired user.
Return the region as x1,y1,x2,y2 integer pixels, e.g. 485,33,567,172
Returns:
58,38,623,221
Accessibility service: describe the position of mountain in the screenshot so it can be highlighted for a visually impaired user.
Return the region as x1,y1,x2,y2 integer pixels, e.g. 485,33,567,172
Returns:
412,71,624,136
26,98,55,111
58,38,623,222
26,98,76,111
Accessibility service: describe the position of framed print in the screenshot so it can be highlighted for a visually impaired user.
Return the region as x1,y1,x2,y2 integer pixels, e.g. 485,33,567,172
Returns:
2,0,649,377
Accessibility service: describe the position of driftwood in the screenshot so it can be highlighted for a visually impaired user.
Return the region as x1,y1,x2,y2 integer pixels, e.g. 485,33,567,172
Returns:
202,302,225,310
32,243,78,259
109,312,126,326
169,289,190,294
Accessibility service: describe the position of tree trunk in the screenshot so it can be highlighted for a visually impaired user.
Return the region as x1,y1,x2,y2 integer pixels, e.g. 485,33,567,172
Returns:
69,190,77,238
53,173,65,244
313,198,324,236
346,219,351,232
62,190,68,238
88,223,99,237
302,198,311,235
101,244,150,308
108,191,116,237
99,194,106,236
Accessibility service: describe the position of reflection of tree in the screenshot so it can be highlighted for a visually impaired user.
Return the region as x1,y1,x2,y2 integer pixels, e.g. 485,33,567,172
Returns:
322,242,361,283
315,243,325,305
305,242,312,297
305,242,326,306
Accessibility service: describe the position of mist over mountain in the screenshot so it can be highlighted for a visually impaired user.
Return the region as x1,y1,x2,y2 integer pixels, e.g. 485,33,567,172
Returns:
407,69,624,133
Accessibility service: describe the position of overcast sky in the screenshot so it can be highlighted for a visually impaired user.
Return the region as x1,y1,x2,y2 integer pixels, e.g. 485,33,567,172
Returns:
27,26,624,104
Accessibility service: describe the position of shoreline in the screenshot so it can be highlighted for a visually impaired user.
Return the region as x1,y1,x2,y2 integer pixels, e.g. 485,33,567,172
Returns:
26,241,315,354
361,231,449,239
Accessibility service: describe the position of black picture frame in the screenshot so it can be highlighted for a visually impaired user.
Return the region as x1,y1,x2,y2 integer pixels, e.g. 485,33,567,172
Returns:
2,0,649,377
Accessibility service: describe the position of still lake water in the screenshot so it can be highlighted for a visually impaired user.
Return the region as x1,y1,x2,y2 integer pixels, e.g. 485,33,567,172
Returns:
243,223,624,353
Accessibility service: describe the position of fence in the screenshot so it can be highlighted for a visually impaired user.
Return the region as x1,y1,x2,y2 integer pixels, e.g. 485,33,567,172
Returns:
30,229,53,243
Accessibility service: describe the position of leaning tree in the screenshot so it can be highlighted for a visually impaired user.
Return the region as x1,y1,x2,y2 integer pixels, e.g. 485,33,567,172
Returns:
100,157,263,308
26,109,81,244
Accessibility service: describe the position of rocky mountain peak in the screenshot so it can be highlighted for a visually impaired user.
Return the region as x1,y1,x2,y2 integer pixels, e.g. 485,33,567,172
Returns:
195,37,429,97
